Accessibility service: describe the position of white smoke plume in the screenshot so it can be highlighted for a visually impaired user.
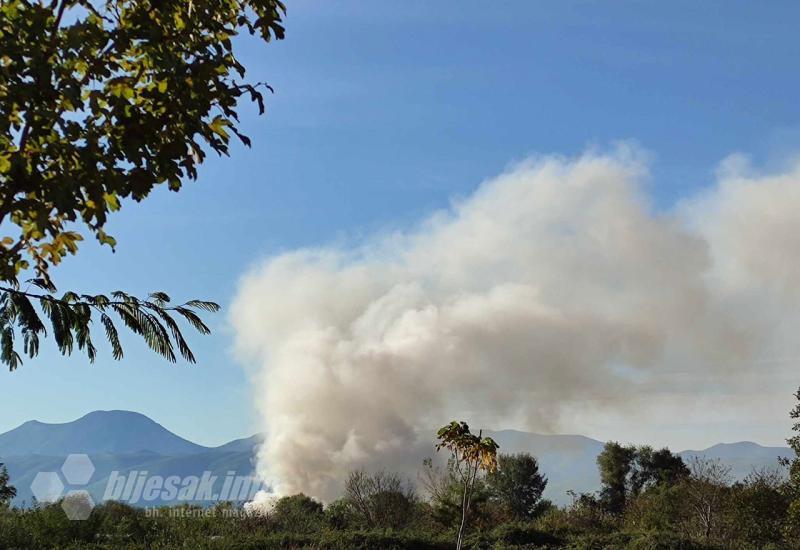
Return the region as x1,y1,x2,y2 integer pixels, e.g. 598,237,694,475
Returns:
231,146,800,501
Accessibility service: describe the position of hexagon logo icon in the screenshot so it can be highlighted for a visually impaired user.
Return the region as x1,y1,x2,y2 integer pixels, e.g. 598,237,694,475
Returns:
61,490,95,521
61,454,95,485
30,471,64,503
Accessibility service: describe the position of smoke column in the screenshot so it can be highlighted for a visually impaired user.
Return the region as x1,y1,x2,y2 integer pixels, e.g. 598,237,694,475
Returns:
231,147,800,501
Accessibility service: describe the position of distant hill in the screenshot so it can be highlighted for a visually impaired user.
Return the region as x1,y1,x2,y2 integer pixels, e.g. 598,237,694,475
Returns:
680,442,793,480
0,410,208,456
0,411,793,506
212,434,264,454
0,411,259,506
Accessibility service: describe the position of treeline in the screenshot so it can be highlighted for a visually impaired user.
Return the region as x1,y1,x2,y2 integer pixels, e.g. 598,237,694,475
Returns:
0,449,796,548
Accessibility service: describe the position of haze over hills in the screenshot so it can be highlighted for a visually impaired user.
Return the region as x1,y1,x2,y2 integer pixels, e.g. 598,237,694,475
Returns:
0,411,791,507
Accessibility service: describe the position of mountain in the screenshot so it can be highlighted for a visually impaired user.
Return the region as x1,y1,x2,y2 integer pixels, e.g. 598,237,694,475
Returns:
0,411,260,506
680,442,793,480
0,411,793,507
0,410,208,456
212,434,264,454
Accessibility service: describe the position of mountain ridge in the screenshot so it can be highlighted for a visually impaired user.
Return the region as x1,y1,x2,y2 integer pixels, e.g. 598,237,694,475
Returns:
0,410,213,456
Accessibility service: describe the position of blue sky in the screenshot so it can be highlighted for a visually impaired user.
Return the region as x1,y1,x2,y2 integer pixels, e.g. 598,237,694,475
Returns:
2,1,799,447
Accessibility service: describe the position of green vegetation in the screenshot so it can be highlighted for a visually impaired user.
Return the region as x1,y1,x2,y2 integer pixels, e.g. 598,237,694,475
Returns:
0,0,285,369
0,463,15,505
782,387,800,540
0,458,795,549
1,397,799,548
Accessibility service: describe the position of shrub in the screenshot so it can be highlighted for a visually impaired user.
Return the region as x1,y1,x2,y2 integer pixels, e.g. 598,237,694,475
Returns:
270,493,324,533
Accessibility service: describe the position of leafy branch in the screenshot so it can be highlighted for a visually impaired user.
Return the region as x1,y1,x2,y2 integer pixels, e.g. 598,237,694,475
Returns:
0,0,283,367
0,0,286,288
0,280,220,370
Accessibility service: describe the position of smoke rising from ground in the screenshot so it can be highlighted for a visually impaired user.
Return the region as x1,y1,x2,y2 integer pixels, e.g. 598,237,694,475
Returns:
231,147,800,501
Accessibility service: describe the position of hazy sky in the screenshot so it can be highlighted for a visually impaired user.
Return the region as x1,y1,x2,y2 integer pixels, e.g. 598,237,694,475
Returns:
2,1,799,449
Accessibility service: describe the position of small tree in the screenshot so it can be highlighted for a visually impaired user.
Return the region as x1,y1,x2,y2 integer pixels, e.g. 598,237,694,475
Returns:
435,421,499,550
684,456,732,541
343,470,417,530
0,463,15,506
486,452,548,520
419,456,493,529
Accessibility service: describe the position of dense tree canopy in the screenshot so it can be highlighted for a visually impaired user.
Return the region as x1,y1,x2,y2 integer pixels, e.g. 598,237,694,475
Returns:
486,453,548,520
0,0,285,368
630,445,689,495
597,442,688,515
597,441,636,514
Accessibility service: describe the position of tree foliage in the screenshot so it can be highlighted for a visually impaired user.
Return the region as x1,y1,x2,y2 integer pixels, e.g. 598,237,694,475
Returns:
727,469,789,546
782,386,800,538
0,0,285,367
629,445,689,495
0,280,219,369
486,453,548,520
435,421,499,550
597,442,636,514
270,494,324,533
0,463,15,506
597,442,688,515
683,456,733,541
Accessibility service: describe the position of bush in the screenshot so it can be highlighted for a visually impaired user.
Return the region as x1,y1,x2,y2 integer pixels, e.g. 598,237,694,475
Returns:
625,531,715,550
726,470,790,546
344,470,419,529
324,498,358,530
488,522,562,546
624,485,688,533
270,493,324,533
